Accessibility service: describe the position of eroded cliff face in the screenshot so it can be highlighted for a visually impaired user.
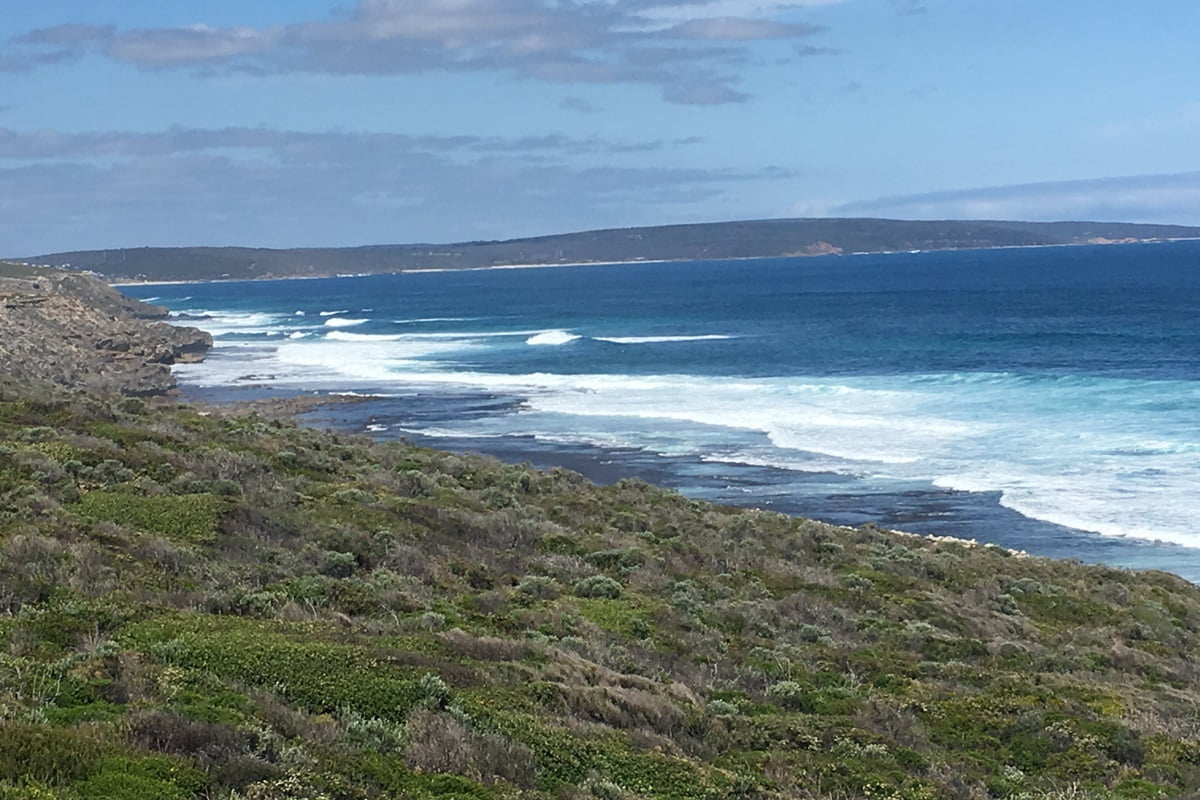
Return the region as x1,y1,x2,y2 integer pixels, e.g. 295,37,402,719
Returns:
0,264,211,396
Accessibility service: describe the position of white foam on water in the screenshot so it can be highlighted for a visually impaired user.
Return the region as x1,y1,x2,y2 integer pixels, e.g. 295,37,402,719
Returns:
330,390,395,398
325,331,406,342
526,330,582,346
390,425,505,439
175,309,293,336
699,449,875,477
594,334,736,344
370,330,544,340
183,320,1200,549
445,371,1200,547
318,309,349,316
324,317,369,328
935,470,1200,548
324,330,531,344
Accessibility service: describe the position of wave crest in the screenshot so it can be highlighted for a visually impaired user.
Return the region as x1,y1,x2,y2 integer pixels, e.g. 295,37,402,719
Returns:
595,334,735,344
526,330,581,346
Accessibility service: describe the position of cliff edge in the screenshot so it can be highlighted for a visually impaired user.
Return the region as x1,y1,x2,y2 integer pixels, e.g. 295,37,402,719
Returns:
0,262,211,396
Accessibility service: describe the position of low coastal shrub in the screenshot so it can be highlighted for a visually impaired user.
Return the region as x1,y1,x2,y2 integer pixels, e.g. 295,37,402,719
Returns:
70,491,227,543
0,390,1199,799
573,576,623,599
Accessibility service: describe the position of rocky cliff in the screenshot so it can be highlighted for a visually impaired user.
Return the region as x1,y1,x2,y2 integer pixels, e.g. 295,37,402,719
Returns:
0,262,211,396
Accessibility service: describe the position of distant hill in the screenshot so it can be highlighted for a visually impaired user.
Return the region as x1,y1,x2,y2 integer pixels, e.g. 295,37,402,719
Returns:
18,217,1200,283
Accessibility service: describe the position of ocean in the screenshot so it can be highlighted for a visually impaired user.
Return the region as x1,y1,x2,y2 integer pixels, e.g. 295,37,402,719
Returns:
121,241,1200,582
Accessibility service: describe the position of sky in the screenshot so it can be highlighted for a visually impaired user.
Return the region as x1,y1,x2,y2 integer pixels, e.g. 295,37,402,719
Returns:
2,0,1199,254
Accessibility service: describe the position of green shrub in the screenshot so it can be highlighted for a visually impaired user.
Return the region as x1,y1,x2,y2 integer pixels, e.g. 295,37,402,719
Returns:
515,576,560,602
572,576,622,599
319,550,358,578
342,708,408,753
71,492,227,543
70,755,206,800
585,548,644,571
124,618,425,719
0,780,65,800
797,623,829,643
418,673,452,710
0,723,107,784
707,700,739,717
765,681,805,708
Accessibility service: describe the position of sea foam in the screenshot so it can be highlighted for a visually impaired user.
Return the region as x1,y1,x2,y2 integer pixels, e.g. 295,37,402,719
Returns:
526,330,581,346
148,249,1200,557
594,334,735,344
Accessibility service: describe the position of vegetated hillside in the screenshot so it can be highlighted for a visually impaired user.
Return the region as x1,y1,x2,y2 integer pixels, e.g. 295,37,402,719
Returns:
1,381,1199,800
21,218,1200,282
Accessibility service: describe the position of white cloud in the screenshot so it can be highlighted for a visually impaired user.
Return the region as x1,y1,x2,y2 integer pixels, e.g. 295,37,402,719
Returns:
666,17,822,40
635,0,843,24
0,125,781,253
662,81,749,104
9,0,833,103
835,172,1200,226
109,25,280,66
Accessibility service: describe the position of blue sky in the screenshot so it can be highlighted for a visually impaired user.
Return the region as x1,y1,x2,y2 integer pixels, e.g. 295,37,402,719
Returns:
2,0,1199,253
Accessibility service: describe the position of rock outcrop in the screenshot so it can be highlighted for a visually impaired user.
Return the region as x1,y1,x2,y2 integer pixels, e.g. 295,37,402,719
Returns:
0,262,211,396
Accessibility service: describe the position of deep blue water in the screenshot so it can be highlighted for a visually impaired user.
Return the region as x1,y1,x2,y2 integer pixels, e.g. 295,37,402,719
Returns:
122,241,1200,581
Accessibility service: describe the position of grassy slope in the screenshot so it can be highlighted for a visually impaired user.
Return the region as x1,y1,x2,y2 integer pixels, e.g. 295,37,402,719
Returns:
1,389,1199,800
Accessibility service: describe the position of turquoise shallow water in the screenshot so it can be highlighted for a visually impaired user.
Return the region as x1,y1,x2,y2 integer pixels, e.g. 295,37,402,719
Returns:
123,241,1200,581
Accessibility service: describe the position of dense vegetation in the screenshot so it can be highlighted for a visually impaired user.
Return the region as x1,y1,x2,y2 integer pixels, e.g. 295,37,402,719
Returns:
1,385,1199,799
21,218,1200,282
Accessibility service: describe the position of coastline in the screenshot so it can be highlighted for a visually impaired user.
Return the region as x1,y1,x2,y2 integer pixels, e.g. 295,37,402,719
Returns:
104,236,1196,287
10,364,1200,797
127,244,1200,584
181,382,1200,583
185,384,1017,558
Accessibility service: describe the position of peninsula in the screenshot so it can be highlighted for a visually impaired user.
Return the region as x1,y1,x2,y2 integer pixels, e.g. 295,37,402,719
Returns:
18,217,1200,283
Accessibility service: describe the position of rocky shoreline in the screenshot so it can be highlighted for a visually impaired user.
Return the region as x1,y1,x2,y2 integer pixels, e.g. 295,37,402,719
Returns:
0,262,211,396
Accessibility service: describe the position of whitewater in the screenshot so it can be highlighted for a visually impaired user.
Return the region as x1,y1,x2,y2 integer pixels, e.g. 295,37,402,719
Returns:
122,241,1200,580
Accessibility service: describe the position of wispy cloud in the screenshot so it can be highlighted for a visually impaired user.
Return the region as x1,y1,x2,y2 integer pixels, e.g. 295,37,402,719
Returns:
559,96,600,113
0,127,712,165
887,0,927,16
835,172,1200,225
13,23,117,46
6,0,835,104
665,18,823,41
0,126,784,253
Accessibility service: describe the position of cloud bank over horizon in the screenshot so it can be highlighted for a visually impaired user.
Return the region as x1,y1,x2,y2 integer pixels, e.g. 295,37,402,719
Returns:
0,125,781,254
835,173,1200,228
4,120,1198,255
2,1,1198,253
